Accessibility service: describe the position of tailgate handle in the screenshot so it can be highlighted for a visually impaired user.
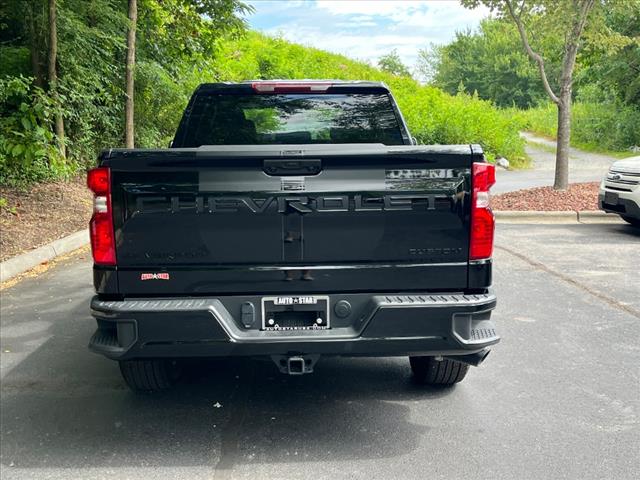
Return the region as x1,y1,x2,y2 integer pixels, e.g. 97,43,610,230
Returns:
263,159,322,176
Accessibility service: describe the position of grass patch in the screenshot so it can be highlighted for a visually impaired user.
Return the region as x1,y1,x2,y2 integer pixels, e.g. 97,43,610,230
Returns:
515,101,640,156
568,141,638,159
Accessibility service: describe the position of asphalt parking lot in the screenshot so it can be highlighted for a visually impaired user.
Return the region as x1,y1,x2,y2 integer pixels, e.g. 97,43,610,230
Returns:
1,223,638,480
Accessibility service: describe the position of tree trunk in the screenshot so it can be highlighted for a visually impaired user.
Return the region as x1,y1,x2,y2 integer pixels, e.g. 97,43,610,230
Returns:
125,0,137,148
554,35,578,191
28,5,44,88
554,95,571,190
505,0,595,191
48,0,65,158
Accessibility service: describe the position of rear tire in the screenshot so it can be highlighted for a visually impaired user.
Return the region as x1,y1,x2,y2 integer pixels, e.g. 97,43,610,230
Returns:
119,359,181,393
409,356,469,385
620,215,640,227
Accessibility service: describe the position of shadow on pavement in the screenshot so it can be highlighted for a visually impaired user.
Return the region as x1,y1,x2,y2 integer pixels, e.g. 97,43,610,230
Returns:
0,298,456,470
614,222,640,237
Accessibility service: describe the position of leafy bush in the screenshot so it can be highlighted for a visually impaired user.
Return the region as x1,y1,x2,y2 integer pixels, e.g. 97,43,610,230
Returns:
134,60,190,148
520,101,640,151
393,83,528,166
0,76,72,187
0,47,31,78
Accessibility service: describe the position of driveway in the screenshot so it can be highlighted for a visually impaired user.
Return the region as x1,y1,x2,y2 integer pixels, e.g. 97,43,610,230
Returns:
493,133,619,194
1,224,639,480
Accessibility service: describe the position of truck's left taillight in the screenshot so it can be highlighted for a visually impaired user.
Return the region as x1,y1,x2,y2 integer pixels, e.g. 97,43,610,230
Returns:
87,167,116,265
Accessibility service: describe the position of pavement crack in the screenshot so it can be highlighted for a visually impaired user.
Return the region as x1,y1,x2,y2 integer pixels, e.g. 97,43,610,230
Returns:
495,244,640,320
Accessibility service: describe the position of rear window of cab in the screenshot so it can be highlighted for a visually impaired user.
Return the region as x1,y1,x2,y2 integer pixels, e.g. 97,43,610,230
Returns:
179,93,405,146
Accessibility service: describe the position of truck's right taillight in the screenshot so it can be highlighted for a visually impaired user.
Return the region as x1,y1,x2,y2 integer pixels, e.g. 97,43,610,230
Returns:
470,162,496,261
87,167,116,265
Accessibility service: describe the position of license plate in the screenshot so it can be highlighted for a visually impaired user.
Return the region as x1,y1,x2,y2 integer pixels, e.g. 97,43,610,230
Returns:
262,296,330,331
604,191,619,205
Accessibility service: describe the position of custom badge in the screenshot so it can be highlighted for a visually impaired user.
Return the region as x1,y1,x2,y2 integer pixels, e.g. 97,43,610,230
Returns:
140,273,170,281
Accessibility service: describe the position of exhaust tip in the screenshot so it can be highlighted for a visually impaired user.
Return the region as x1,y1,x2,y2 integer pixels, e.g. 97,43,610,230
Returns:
478,348,490,364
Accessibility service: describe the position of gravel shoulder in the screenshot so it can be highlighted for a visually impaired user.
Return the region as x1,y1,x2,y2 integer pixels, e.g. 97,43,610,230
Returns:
493,182,599,211
0,176,91,262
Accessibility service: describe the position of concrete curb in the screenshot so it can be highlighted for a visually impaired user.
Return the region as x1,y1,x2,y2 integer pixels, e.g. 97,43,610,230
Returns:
495,210,624,224
495,211,576,223
0,229,89,283
576,211,625,224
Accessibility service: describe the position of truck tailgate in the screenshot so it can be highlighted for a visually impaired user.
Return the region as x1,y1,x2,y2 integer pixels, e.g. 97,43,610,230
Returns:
101,144,480,295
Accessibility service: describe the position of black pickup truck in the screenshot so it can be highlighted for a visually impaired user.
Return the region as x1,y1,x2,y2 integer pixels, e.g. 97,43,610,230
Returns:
87,80,499,392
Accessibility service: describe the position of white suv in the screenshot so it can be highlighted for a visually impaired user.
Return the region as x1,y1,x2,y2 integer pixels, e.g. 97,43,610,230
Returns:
599,156,640,226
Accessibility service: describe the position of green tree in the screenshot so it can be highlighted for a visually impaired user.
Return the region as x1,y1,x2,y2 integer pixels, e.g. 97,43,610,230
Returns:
132,0,253,147
0,0,253,167
577,2,640,107
464,0,596,190
137,0,253,71
377,49,411,77
418,19,551,108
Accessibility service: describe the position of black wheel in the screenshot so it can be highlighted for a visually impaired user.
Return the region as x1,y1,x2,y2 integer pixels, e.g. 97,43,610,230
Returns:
409,356,469,385
118,359,181,393
621,215,640,227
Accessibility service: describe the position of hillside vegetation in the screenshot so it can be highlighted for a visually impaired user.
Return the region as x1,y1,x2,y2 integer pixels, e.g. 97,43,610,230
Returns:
1,26,526,188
